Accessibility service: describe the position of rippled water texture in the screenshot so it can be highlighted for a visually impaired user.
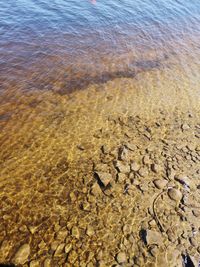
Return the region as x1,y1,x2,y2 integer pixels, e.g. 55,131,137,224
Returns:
0,0,200,95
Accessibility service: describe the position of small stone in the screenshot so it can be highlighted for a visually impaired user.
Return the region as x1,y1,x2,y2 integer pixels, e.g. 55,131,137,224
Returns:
153,179,168,189
125,143,137,151
130,161,140,172
71,226,80,239
30,260,40,267
192,210,200,217
189,237,197,247
54,243,65,257
143,155,151,165
115,161,130,174
118,146,129,161
101,145,109,154
168,188,182,202
95,172,112,187
138,167,148,177
181,123,190,131
151,163,161,173
146,230,162,245
91,182,102,195
13,244,30,265
86,225,95,237
174,175,191,188
65,244,72,254
67,250,78,264
29,226,37,234
117,173,127,183
43,258,52,267
56,230,68,241
116,252,127,264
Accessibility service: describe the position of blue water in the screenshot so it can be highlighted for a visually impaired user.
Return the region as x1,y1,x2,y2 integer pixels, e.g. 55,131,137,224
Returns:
0,0,200,93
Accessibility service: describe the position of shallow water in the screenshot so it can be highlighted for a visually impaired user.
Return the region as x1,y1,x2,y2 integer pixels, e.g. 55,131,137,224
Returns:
0,1,200,266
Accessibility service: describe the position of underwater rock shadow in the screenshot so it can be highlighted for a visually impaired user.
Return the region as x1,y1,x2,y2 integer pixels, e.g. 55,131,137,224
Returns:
56,57,165,95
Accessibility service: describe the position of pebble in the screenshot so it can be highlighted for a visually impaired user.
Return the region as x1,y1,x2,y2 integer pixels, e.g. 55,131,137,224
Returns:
86,225,94,236
13,244,30,265
138,167,148,177
95,172,112,187
168,188,182,202
174,175,191,188
151,163,161,173
54,243,65,257
71,226,80,239
116,252,127,264
146,230,162,245
115,161,130,174
67,250,78,264
29,260,40,267
118,146,128,161
125,143,137,151
91,182,102,195
43,258,52,267
130,161,140,172
65,244,72,254
181,123,190,131
153,179,168,189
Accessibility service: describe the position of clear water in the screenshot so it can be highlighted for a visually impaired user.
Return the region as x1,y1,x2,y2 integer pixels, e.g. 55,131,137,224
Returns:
0,0,200,94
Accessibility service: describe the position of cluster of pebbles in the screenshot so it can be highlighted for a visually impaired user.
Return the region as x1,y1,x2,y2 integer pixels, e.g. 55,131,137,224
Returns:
0,110,200,267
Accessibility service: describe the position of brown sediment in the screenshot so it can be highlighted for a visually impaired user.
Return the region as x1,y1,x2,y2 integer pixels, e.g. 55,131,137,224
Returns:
0,62,200,266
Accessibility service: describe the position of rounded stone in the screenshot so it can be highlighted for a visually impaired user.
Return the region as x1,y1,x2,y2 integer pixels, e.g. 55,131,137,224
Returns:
13,244,30,265
168,188,182,202
153,179,168,189
116,252,127,264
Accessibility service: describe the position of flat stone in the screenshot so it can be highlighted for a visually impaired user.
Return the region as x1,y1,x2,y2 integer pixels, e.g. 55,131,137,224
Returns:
115,161,130,174
146,230,163,245
95,172,112,187
130,161,140,172
54,243,65,257
181,123,190,131
91,182,102,195
116,252,127,264
153,179,168,189
13,244,30,265
168,188,182,202
125,143,137,151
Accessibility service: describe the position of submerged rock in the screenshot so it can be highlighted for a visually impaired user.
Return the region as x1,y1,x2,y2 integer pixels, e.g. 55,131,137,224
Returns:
168,188,182,202
95,172,112,187
13,244,30,265
153,179,168,189
116,252,127,264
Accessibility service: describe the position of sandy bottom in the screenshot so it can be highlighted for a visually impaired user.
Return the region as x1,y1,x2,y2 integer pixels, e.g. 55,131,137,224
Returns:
0,64,200,266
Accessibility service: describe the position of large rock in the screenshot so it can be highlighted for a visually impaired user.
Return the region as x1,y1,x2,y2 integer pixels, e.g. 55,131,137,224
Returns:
13,244,30,265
